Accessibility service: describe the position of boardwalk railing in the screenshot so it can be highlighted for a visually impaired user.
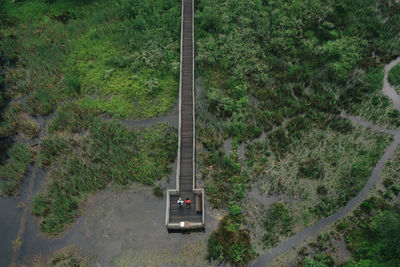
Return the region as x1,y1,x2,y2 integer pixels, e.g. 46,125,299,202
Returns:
165,0,205,230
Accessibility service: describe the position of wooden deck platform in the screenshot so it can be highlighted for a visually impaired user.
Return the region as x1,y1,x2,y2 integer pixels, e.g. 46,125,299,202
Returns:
165,0,204,230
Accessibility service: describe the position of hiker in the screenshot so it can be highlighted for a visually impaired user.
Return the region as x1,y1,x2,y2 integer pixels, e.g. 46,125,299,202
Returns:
185,198,191,209
177,197,184,208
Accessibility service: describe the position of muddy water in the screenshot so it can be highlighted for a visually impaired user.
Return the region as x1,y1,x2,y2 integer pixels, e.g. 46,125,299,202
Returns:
17,183,221,266
0,196,22,267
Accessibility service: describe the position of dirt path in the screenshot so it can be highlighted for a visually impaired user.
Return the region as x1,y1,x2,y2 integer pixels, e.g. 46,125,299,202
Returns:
252,58,400,267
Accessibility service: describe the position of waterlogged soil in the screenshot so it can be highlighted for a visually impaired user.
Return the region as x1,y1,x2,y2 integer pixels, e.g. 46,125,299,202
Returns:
0,93,222,266
17,184,221,266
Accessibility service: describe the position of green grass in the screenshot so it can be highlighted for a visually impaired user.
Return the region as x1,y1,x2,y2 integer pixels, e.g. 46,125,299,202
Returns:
389,63,400,87
263,203,293,248
348,67,400,129
0,102,39,139
208,213,256,267
0,143,33,196
32,118,177,235
1,0,180,118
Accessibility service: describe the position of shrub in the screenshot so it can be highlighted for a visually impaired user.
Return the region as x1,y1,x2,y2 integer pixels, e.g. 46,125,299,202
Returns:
153,185,163,198
298,157,324,180
389,63,400,86
316,185,328,196
263,202,293,247
207,216,255,266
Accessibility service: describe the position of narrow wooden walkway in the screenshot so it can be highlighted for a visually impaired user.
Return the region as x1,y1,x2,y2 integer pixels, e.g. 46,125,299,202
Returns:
165,0,204,230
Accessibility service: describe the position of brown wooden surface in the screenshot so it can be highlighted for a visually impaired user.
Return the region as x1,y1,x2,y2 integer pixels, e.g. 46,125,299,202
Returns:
169,0,202,224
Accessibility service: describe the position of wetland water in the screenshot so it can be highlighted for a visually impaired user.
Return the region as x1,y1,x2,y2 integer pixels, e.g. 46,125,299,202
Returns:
0,98,221,266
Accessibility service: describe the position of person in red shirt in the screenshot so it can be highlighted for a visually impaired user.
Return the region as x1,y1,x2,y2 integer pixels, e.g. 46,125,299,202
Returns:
185,198,191,209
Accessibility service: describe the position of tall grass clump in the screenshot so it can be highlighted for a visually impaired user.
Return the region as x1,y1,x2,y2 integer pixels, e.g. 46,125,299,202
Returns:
389,63,400,86
0,102,39,138
0,143,33,196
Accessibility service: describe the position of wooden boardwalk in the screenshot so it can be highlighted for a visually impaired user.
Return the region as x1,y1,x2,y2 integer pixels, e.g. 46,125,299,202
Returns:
165,0,204,230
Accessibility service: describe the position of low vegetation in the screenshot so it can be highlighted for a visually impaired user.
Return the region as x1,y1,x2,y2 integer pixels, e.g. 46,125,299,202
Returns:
0,143,33,196
32,112,177,235
22,245,91,267
0,102,39,139
196,0,400,264
0,0,180,119
208,209,256,266
294,195,400,267
263,202,293,248
389,63,400,87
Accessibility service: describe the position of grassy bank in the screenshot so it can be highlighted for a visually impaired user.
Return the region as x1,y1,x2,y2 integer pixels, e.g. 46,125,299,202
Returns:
0,143,32,196
32,110,177,235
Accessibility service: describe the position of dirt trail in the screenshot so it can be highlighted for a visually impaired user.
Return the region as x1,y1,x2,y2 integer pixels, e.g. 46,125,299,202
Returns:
252,58,400,267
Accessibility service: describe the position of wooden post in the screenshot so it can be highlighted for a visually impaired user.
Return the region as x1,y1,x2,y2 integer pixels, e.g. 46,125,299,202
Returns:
195,193,202,214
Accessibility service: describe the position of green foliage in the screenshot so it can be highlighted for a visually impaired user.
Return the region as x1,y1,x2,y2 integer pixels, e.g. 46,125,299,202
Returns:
389,63,400,87
32,121,177,235
299,254,335,267
196,0,400,142
153,185,163,198
207,215,255,266
0,143,33,196
339,198,400,267
263,202,293,248
202,149,249,209
48,102,98,134
0,0,180,118
37,136,73,168
50,246,89,267
298,157,324,180
0,102,39,138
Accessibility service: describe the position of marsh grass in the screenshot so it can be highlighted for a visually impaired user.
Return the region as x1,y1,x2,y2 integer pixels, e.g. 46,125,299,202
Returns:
0,143,33,196
0,102,39,138
389,63,400,87
1,0,180,118
255,125,391,225
33,118,177,235
348,67,400,129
